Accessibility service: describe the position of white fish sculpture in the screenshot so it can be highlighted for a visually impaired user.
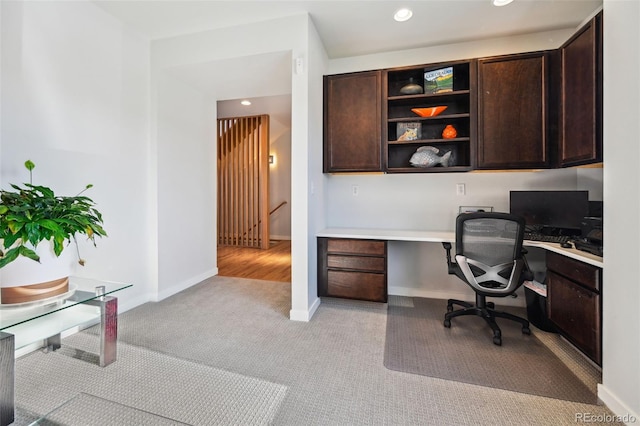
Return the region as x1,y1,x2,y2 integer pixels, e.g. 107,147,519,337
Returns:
409,146,452,167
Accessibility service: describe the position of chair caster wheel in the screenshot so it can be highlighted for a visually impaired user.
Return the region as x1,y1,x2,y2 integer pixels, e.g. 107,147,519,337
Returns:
522,327,531,335
444,319,451,328
493,336,502,346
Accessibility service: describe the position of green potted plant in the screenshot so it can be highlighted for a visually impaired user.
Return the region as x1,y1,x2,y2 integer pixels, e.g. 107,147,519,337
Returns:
0,160,107,303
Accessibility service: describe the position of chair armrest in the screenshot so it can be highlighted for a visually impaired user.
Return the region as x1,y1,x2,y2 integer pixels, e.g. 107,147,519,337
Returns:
442,242,456,275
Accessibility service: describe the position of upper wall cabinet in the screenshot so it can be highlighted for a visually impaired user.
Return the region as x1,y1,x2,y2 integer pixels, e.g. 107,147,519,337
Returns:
559,11,603,167
323,71,383,173
384,61,476,173
477,52,552,169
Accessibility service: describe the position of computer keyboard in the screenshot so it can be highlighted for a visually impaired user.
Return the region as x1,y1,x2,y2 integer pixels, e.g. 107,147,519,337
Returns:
523,233,571,243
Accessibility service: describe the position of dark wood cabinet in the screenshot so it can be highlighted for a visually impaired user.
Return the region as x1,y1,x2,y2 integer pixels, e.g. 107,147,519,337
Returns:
547,252,602,365
318,237,387,302
559,11,603,167
477,52,551,169
323,71,383,172
384,61,476,173
322,13,603,174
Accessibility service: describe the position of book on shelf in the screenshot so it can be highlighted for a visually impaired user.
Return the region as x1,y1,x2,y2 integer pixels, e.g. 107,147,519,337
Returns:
424,66,453,94
396,122,422,141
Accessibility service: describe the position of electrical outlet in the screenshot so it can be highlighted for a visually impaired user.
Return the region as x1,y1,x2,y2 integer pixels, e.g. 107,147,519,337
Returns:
456,183,466,196
352,185,359,197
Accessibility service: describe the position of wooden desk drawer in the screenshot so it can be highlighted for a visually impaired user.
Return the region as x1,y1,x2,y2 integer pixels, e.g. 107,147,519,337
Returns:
326,270,386,302
327,254,385,272
327,238,385,255
547,252,601,292
318,237,387,303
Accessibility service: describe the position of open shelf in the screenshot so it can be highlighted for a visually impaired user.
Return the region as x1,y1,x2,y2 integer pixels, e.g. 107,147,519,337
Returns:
384,60,476,173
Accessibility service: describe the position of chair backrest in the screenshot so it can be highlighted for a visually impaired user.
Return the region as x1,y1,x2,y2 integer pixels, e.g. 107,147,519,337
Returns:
454,212,527,295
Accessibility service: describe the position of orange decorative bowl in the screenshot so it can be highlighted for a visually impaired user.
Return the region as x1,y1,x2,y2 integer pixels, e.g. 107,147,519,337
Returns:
411,106,448,117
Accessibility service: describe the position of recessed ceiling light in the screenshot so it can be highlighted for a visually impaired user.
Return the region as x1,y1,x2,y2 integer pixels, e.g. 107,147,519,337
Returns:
241,100,251,106
493,0,514,6
394,8,413,22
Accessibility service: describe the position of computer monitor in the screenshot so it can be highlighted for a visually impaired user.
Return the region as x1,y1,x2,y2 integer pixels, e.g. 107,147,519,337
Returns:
509,190,589,233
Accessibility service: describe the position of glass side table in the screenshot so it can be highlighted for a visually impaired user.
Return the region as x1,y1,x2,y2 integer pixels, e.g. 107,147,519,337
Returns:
0,277,132,426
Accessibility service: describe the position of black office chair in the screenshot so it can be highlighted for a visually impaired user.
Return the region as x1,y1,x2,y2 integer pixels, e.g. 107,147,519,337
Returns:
442,212,532,345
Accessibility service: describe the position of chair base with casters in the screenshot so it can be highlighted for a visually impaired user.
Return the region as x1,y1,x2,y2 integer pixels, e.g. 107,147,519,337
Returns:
443,293,531,346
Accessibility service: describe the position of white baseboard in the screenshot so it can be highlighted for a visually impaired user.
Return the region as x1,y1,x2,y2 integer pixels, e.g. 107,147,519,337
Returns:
597,384,640,425
289,297,320,322
156,268,218,302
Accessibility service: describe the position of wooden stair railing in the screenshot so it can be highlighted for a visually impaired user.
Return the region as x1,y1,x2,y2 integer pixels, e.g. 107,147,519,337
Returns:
217,115,270,249
241,200,288,239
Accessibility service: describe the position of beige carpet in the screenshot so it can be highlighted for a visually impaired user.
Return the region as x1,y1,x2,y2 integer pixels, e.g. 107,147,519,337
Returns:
13,277,620,425
384,297,597,404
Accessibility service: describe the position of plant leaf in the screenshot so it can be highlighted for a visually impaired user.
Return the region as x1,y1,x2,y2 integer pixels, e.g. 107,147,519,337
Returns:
0,247,21,268
19,245,40,262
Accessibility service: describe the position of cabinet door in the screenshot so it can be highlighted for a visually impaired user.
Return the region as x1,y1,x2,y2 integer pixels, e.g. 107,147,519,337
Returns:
548,271,601,365
323,71,383,172
559,12,602,166
477,52,550,169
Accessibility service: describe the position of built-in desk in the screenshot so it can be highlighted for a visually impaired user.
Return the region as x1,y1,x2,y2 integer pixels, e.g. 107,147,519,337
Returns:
317,227,603,268
317,227,604,364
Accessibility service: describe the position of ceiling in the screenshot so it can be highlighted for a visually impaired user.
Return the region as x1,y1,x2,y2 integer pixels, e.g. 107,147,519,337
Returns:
92,0,602,112
94,0,601,59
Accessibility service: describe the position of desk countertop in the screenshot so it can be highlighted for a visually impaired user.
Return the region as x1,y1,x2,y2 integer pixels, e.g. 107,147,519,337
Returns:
317,227,603,269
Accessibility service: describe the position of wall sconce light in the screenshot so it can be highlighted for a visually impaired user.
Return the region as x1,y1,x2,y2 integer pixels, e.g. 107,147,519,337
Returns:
269,155,275,165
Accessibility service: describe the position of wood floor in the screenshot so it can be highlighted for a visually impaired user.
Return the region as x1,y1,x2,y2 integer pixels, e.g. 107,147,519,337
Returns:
217,240,291,282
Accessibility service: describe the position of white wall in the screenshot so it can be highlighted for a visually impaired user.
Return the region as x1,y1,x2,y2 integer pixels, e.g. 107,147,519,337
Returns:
306,16,330,316
150,14,315,320
599,0,640,421
155,71,217,300
0,1,152,309
325,169,596,304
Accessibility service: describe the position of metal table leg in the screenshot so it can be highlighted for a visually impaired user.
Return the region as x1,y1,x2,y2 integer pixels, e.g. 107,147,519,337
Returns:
66,287,119,367
92,285,118,367
0,332,15,426
98,295,118,367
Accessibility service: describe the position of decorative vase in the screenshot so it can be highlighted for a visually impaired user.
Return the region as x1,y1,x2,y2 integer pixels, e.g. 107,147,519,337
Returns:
399,78,424,95
442,124,457,139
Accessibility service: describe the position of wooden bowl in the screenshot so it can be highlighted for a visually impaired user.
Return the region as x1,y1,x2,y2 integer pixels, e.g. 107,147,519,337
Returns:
411,106,448,117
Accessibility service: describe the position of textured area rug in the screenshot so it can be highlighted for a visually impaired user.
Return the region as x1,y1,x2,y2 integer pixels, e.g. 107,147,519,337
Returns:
15,333,287,425
384,297,597,404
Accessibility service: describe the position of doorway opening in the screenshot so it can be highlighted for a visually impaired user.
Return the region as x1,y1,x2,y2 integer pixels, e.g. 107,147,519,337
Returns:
216,96,292,282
